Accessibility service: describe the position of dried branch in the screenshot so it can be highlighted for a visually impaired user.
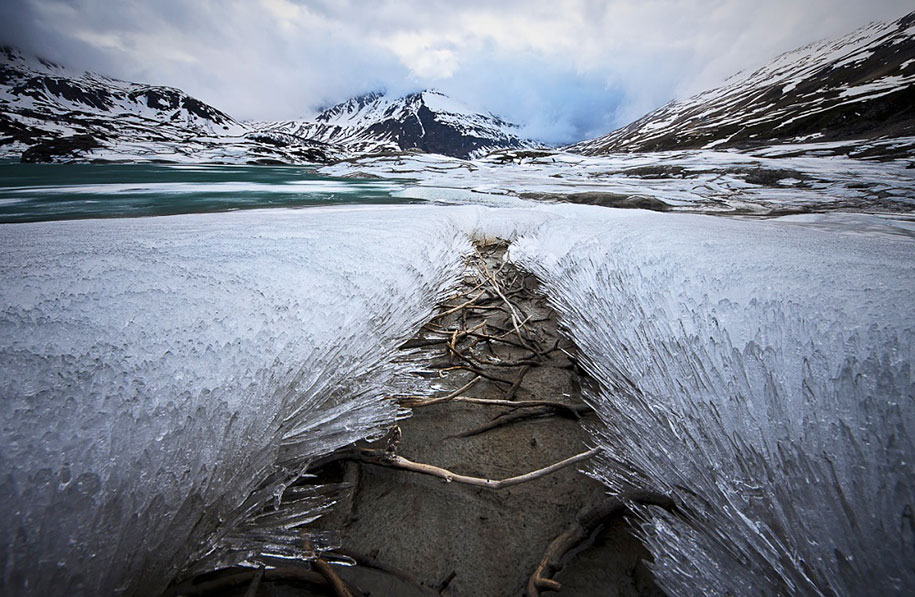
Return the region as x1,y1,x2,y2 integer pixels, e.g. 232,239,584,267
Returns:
451,404,592,439
409,395,589,417
169,567,328,596
527,491,676,596
351,446,598,490
429,289,486,321
505,364,532,400
397,376,482,407
336,549,438,595
474,251,533,349
313,558,353,597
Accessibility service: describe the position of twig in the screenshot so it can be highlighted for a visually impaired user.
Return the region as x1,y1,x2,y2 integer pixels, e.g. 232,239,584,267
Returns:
449,365,515,386
436,571,457,594
243,565,264,597
464,331,542,355
451,404,591,439
474,251,532,349
409,395,588,417
527,491,676,596
352,447,598,490
168,567,328,596
429,289,486,321
397,376,481,407
505,364,532,400
336,549,438,595
313,558,353,597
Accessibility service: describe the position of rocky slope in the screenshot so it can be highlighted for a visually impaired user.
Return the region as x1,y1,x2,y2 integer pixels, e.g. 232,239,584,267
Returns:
254,89,539,159
571,11,915,158
0,47,338,164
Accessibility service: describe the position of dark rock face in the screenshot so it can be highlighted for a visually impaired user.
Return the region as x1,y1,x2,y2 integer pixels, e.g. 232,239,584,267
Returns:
257,89,538,160
572,11,915,157
362,102,527,159
21,134,102,163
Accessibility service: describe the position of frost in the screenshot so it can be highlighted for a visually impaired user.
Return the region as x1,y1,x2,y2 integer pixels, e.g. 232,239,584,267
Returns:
0,207,470,595
510,206,915,595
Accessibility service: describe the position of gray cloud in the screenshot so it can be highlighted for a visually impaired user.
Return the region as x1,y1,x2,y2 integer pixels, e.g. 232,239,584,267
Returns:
2,0,912,144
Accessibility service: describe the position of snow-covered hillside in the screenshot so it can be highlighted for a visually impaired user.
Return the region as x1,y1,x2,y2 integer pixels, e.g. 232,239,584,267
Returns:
0,47,338,164
572,11,915,157
254,89,540,159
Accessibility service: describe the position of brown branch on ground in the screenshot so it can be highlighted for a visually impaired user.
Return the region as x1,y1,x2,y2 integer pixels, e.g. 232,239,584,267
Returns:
428,288,486,321
450,403,592,439
473,250,537,351
336,549,439,595
243,565,264,597
168,567,330,596
443,364,515,386
404,395,588,417
394,376,481,407
505,364,532,400
320,442,598,491
527,491,676,596
313,557,354,597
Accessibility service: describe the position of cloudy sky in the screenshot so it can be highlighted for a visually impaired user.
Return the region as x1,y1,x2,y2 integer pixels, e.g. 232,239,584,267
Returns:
1,0,911,143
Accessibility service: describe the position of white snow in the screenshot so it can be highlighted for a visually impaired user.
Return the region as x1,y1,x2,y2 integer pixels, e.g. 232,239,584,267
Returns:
318,147,915,214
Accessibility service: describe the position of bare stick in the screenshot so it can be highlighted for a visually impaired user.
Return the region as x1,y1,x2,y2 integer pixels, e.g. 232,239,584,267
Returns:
505,364,532,400
527,491,676,596
356,447,598,490
452,404,591,439
243,565,265,597
397,376,481,407
474,251,531,348
313,558,353,597
429,289,486,321
168,567,328,596
336,549,438,595
450,364,515,386
410,395,589,418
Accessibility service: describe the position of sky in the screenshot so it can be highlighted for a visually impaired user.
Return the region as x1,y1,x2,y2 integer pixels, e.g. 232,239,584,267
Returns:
1,0,912,144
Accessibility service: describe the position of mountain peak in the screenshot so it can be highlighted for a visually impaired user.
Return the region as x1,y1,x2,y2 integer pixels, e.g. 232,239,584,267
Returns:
269,88,537,159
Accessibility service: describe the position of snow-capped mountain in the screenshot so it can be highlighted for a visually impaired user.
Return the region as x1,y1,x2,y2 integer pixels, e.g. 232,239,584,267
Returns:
0,47,337,164
254,89,539,160
571,11,915,157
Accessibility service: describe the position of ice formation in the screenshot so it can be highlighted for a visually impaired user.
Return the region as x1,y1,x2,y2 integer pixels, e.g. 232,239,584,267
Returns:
0,206,472,595
510,206,915,595
2,198,913,595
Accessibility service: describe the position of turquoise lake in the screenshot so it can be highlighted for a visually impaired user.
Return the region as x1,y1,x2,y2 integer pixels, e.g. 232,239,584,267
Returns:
0,163,412,223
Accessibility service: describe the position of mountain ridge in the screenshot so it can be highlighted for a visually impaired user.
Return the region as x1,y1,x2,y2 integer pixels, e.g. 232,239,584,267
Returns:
0,46,338,164
254,88,540,159
570,11,915,158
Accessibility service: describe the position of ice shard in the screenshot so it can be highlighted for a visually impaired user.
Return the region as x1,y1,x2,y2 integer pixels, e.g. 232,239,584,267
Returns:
0,207,470,595
511,207,915,595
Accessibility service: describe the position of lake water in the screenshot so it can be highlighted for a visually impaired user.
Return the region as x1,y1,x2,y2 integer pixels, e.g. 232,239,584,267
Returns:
0,163,412,223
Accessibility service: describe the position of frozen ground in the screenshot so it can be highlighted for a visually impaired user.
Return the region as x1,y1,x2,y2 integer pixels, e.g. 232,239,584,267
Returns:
321,145,915,214
1,203,913,595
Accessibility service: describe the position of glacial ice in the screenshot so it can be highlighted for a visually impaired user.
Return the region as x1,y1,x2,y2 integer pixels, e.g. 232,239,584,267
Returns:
510,206,915,595
0,206,471,595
